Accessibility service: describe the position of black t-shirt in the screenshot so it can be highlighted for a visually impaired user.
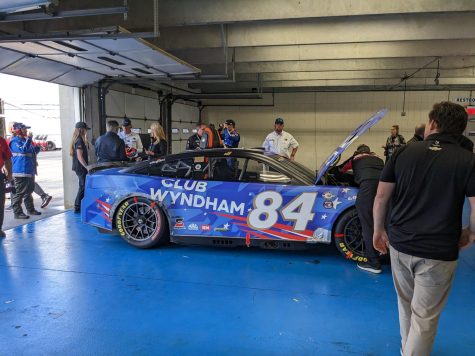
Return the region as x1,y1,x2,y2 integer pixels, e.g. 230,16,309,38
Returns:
72,136,89,173
380,133,475,261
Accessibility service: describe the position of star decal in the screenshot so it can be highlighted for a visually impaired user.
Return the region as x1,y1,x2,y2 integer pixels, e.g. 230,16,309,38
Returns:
321,214,327,220
105,197,111,203
342,188,350,194
332,198,342,210
224,223,230,229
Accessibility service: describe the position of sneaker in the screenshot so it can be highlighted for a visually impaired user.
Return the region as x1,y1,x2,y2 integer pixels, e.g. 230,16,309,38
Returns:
14,213,30,219
27,210,42,216
357,261,382,274
41,195,52,208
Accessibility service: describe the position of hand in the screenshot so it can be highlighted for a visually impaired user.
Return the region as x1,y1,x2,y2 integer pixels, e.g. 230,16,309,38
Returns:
145,150,153,155
6,174,12,181
459,228,475,250
373,229,389,254
135,157,143,162
289,155,295,161
28,131,33,138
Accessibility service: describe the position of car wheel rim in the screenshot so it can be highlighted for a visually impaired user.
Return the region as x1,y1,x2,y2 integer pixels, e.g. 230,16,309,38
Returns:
343,215,364,255
121,201,160,242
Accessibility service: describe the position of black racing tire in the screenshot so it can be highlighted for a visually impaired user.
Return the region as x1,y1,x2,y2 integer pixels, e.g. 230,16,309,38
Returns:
332,208,368,263
115,197,169,249
47,141,56,150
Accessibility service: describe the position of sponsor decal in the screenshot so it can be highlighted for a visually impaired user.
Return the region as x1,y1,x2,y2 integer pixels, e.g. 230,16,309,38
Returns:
188,223,199,231
194,164,202,170
429,141,442,151
347,195,357,201
214,223,230,232
174,217,185,229
201,224,211,231
308,228,331,243
323,201,333,209
224,151,232,156
322,192,335,200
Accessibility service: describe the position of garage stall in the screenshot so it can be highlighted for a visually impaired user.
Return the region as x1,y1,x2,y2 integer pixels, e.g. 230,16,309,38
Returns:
0,1,474,355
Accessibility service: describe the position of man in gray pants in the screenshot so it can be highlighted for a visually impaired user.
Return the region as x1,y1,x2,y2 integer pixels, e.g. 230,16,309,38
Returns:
373,101,475,356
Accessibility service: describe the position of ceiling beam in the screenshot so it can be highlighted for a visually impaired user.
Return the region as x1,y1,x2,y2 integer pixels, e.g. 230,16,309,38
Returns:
191,77,475,90
158,0,475,26
228,57,475,74
171,40,475,65
235,68,475,82
155,13,475,50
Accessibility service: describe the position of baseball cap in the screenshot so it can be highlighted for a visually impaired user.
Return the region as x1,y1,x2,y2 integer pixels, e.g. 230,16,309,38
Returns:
13,122,30,130
122,118,132,127
275,117,284,125
75,122,91,130
225,119,235,126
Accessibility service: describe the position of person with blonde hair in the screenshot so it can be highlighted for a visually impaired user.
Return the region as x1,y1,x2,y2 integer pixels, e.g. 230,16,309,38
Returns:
70,122,90,214
145,122,168,159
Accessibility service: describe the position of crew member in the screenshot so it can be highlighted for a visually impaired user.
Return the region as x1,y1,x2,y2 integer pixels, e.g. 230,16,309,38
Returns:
219,119,240,148
373,101,475,355
341,144,384,273
262,118,299,160
383,125,406,161
186,123,206,150
9,123,42,219
119,118,143,160
145,123,168,159
95,120,128,163
407,123,425,145
70,122,90,214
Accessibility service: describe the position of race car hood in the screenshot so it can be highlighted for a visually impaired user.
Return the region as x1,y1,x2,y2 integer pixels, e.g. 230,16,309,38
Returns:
315,108,389,184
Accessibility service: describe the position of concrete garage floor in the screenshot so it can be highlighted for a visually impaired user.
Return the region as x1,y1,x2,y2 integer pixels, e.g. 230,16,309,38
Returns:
0,212,474,355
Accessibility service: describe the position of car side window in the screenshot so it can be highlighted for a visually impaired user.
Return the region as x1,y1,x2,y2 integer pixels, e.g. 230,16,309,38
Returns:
207,157,293,184
147,159,193,178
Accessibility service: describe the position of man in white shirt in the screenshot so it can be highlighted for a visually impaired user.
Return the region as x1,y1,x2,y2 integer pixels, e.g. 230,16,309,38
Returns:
262,118,299,160
118,118,143,159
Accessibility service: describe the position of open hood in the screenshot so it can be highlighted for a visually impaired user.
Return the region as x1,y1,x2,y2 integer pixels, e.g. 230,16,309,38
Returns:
315,108,389,184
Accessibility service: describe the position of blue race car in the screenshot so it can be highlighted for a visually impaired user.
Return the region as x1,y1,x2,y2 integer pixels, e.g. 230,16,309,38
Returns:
82,109,388,262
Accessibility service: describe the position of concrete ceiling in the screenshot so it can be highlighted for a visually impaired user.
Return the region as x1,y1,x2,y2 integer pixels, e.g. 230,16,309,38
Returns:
1,0,475,92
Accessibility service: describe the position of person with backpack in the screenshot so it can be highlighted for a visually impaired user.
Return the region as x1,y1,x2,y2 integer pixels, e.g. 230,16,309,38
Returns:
262,118,299,160
200,123,223,149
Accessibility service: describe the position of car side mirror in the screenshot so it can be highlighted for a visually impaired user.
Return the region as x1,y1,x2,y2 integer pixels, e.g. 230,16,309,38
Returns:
258,172,291,184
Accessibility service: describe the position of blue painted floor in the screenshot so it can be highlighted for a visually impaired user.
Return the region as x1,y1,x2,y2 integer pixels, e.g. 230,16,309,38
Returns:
0,212,474,355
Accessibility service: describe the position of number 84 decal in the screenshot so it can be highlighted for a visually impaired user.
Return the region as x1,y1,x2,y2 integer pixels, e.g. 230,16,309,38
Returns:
247,191,318,231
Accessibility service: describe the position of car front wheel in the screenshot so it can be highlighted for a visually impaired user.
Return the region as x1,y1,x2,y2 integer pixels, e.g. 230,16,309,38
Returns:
332,208,368,263
115,197,169,248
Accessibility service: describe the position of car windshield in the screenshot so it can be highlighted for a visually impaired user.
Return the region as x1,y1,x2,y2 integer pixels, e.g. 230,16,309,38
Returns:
266,153,316,182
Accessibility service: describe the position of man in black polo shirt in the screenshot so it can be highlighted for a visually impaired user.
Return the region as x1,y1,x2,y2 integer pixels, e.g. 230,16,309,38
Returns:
373,101,475,356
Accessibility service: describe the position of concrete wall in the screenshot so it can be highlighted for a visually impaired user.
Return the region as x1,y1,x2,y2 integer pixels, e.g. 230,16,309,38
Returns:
203,90,471,170
59,86,81,209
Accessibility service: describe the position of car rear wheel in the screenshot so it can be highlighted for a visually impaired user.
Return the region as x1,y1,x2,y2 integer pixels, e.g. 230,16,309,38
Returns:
115,197,169,248
332,208,368,262
47,141,56,150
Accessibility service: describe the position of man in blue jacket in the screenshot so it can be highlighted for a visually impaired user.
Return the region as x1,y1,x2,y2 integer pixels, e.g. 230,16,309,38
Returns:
219,119,240,148
9,123,42,219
